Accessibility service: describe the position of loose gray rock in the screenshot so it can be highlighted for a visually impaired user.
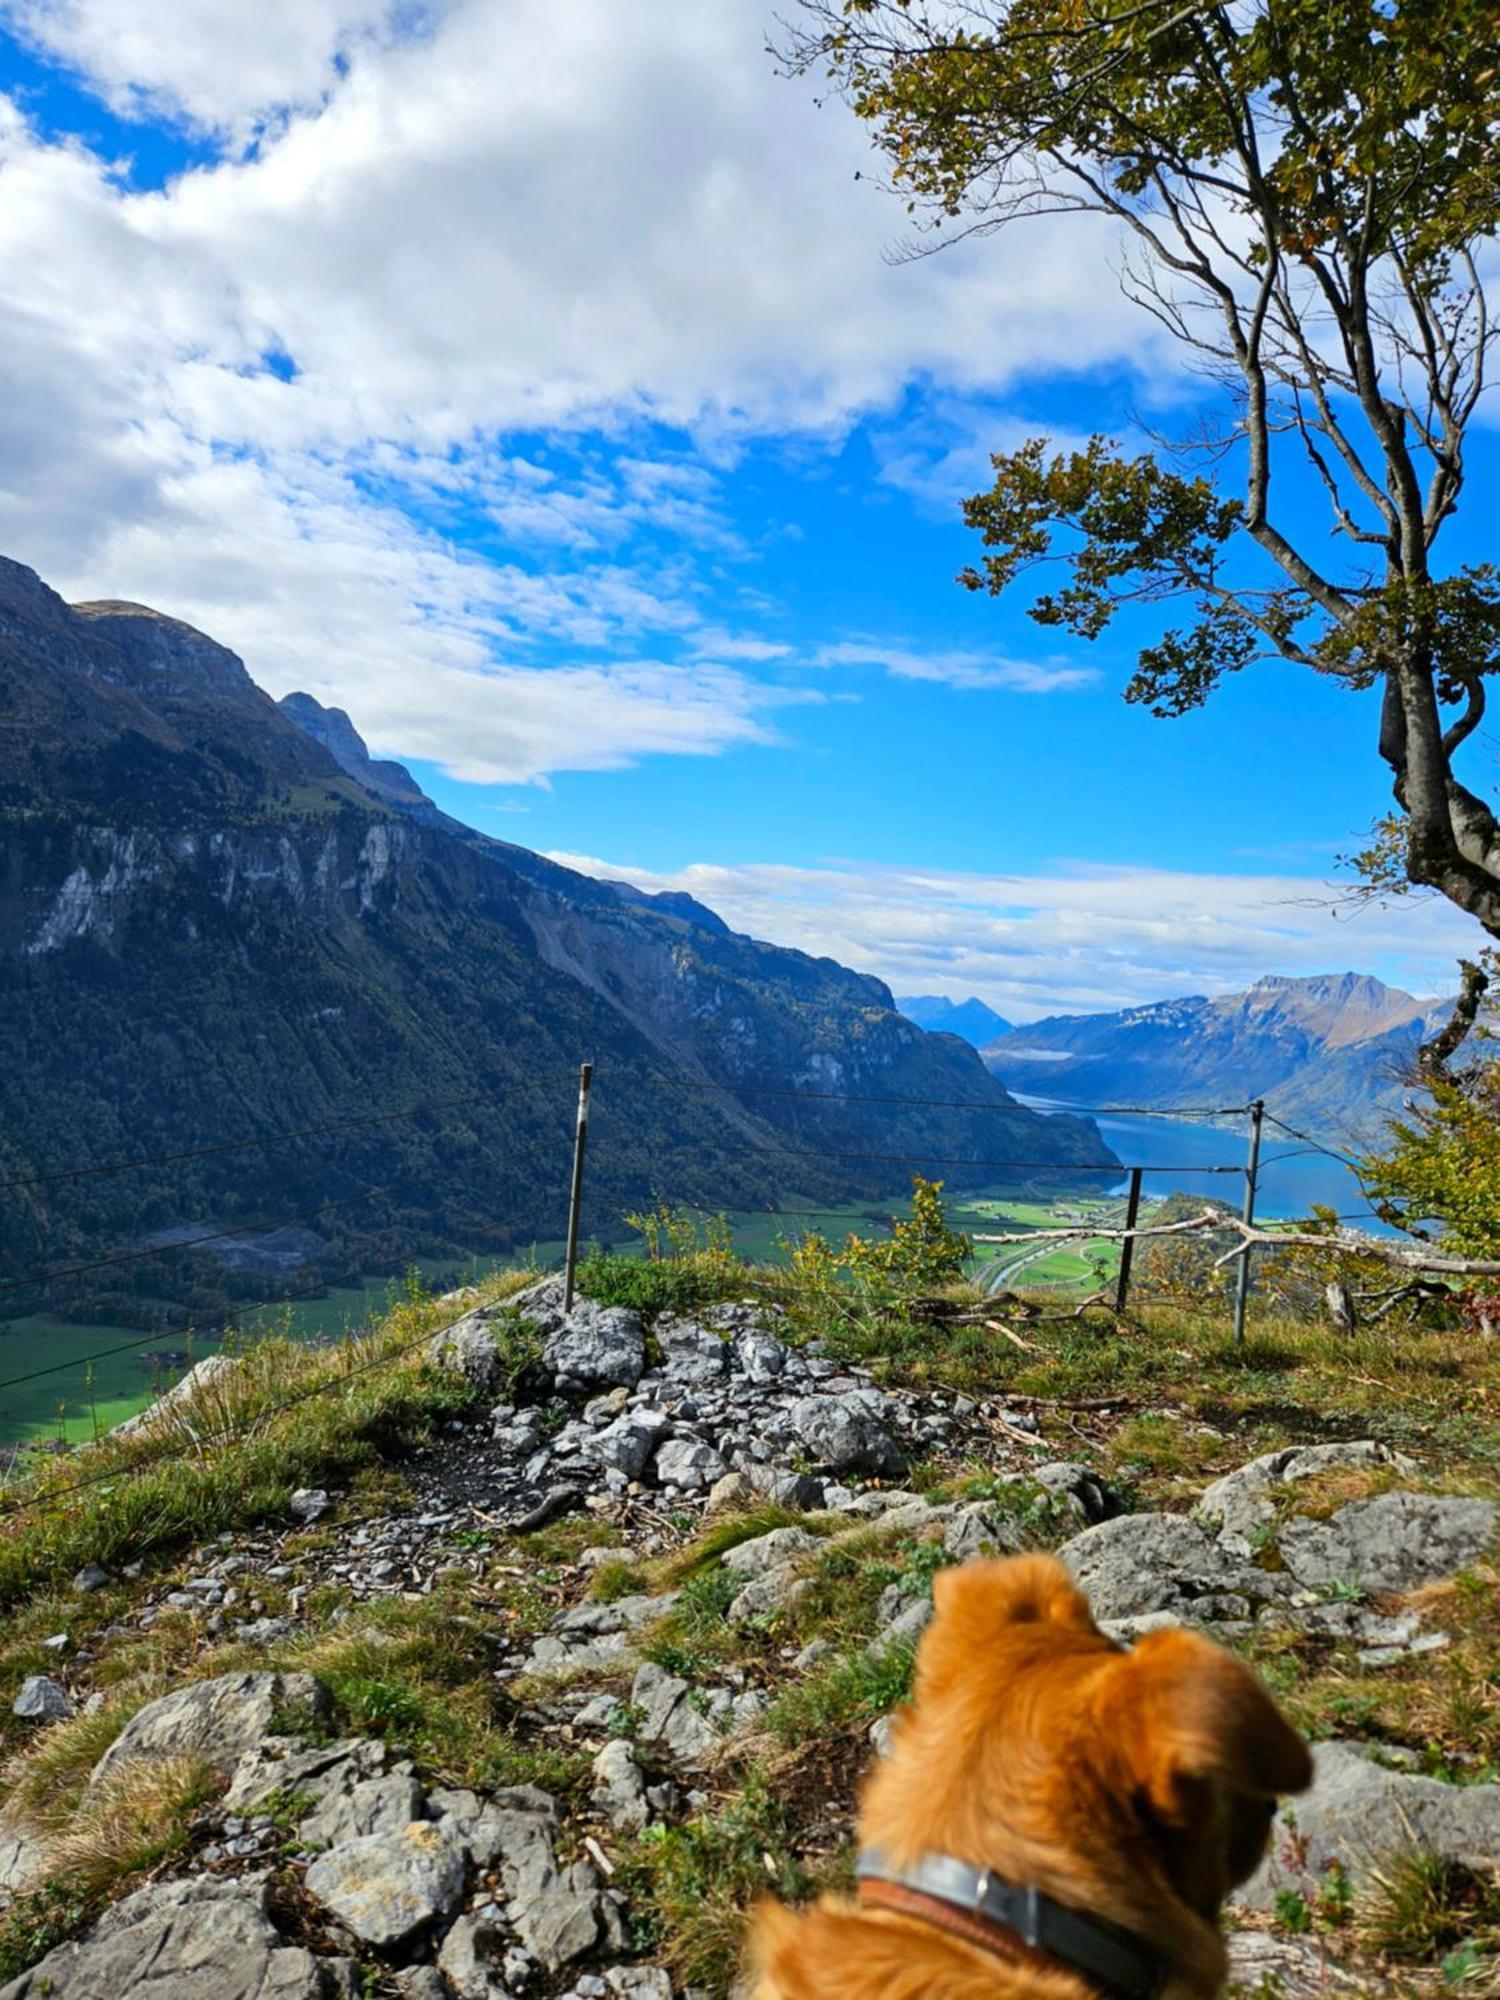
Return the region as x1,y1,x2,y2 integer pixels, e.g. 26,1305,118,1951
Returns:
225,1737,388,1816
1059,1514,1267,1622
394,1971,451,2000
12,1675,72,1721
869,1712,899,1759
430,1785,552,1870
73,1562,112,1594
506,1272,571,1336
590,1739,649,1833
631,1661,722,1763
653,1437,728,1492
732,1328,788,1383
881,1597,934,1648
545,1304,646,1392
516,1858,602,1971
303,1821,467,1946
592,1409,671,1480
1196,1440,1417,1558
0,1871,340,2000
656,1316,729,1383
790,1394,907,1478
301,1771,425,1850
1031,1461,1118,1526
605,1971,673,2000
478,1797,601,1969
509,1485,584,1534
1275,1492,1498,1593
0,1820,44,1895
1235,1740,1500,1910
943,1503,1028,1563
1225,1933,1367,1995
721,1527,820,1578
428,1315,505,1389
289,1488,330,1524
705,1471,757,1514
727,1567,812,1626
437,1912,509,1999
93,1672,328,1787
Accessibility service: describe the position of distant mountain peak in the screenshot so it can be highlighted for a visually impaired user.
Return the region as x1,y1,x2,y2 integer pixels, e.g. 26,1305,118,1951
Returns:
897,994,1014,1047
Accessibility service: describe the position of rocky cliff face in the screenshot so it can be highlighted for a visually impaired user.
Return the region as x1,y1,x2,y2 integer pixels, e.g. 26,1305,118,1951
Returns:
0,554,1115,1317
982,973,1455,1135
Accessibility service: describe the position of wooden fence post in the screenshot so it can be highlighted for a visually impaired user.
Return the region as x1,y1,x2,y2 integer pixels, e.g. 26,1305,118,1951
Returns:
1113,1166,1144,1314
1232,1099,1265,1346
562,1062,593,1314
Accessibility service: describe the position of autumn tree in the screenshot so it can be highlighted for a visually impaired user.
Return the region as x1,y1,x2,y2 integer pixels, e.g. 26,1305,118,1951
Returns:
785,0,1500,1021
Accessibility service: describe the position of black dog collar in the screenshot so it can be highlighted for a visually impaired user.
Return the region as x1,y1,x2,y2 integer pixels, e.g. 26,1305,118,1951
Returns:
856,1847,1168,2000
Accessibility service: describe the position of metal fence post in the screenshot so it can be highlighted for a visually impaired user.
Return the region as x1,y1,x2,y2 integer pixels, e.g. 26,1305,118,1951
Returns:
562,1062,593,1314
1113,1166,1144,1315
1232,1099,1265,1346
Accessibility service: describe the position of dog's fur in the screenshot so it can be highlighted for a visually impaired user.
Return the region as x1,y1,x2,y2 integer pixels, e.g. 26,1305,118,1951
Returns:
751,1555,1312,2000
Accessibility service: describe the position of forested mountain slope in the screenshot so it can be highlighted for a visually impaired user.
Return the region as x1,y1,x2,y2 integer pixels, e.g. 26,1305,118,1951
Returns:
0,556,1115,1326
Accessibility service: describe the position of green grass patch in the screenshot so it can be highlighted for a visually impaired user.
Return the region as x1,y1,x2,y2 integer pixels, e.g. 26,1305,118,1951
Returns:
769,1637,916,1746
0,1280,526,1619
618,1773,814,1991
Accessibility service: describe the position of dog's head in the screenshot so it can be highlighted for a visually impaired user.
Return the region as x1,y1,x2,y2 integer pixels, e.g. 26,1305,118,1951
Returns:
861,1554,1313,1927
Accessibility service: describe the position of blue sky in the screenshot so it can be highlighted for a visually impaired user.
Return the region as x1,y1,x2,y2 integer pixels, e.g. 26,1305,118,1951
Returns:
0,0,1489,1015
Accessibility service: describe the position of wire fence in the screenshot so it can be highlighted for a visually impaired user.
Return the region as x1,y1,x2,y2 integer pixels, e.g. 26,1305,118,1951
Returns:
0,1061,1407,1481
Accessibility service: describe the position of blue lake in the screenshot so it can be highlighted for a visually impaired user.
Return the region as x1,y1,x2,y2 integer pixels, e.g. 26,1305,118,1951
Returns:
1018,1098,1394,1235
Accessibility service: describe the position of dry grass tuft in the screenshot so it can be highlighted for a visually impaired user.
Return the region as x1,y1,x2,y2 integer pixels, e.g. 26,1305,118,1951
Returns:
43,1753,220,1902
1359,1847,1500,1963
2,1691,157,1837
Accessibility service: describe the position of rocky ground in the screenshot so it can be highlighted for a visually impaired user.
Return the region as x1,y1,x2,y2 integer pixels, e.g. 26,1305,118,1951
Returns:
1,1275,1497,1998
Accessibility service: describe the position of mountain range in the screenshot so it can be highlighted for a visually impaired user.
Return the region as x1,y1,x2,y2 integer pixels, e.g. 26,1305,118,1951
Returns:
0,555,1116,1326
980,973,1454,1137
895,995,1013,1046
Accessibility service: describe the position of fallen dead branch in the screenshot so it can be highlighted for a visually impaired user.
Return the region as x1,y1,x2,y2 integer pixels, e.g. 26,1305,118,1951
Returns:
974,1209,1500,1279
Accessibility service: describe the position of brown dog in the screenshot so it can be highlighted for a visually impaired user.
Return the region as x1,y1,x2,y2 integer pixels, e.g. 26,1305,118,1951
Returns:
751,1554,1311,2000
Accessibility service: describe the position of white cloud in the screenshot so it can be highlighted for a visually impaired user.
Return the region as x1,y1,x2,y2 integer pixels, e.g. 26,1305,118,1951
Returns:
0,0,1156,784
543,852,1482,1016
818,640,1098,694
0,0,429,134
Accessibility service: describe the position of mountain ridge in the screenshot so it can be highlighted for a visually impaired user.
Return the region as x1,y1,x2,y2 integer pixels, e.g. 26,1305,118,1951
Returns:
981,972,1455,1136
0,554,1117,1327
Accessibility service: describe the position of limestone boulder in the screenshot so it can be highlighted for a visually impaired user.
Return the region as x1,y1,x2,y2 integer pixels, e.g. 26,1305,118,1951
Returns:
1196,1439,1419,1557
0,1872,346,2000
544,1304,646,1392
789,1394,907,1478
1235,1741,1500,1911
1059,1513,1270,1623
1276,1493,1497,1593
93,1672,328,1787
303,1821,466,1947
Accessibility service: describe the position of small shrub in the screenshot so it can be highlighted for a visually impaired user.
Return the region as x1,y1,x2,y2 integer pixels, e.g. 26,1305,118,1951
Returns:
1274,1888,1312,1935
808,1178,972,1295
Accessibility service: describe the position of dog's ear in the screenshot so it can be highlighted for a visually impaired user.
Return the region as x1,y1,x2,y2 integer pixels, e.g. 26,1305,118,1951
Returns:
931,1554,1099,1632
1096,1625,1312,1822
